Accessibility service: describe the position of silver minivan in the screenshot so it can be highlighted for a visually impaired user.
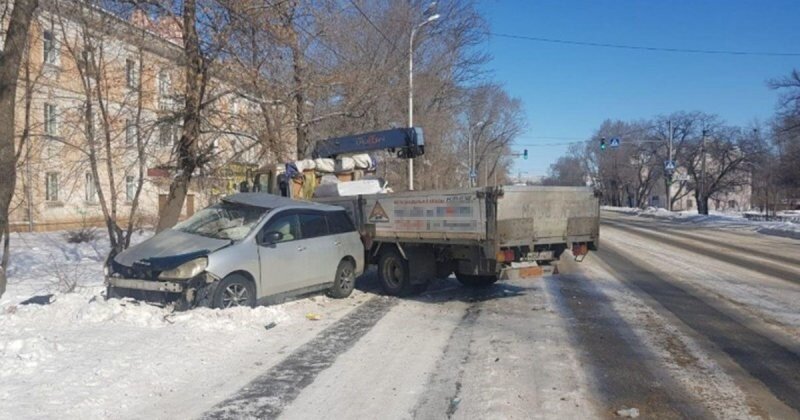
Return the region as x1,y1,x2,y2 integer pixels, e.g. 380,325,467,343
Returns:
105,193,364,309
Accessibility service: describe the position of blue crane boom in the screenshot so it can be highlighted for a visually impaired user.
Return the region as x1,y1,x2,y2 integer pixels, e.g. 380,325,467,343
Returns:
312,127,425,159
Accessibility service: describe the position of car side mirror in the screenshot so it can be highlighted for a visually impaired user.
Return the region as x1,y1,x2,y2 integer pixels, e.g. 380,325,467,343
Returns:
263,231,283,244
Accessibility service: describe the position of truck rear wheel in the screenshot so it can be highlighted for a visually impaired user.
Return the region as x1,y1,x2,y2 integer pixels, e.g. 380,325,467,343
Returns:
456,274,498,288
378,248,415,296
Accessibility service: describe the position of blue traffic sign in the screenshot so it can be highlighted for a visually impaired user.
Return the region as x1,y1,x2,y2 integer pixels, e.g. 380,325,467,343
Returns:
609,137,620,148
664,160,676,171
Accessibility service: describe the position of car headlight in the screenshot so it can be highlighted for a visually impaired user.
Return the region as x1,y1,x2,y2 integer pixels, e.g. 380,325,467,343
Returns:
158,257,208,280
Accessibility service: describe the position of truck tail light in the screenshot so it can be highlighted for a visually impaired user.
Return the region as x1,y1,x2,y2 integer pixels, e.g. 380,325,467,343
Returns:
496,249,516,263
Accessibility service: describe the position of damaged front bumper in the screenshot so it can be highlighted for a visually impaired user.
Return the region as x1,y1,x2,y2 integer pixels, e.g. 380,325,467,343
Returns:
105,272,220,309
106,277,185,293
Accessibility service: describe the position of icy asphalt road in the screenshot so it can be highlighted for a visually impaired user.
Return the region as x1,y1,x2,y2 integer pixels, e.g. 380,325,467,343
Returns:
187,210,800,419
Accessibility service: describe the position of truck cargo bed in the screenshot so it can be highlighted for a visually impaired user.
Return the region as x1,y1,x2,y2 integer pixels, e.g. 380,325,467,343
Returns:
317,186,599,250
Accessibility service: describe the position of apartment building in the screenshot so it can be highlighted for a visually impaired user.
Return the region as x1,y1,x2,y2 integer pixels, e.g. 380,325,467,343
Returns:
2,1,294,231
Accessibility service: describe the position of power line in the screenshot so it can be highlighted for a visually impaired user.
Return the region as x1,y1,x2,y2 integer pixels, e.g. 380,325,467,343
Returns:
486,32,800,57
516,135,586,141
347,0,394,46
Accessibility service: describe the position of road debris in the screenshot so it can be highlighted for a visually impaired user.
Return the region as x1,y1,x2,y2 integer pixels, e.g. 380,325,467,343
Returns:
305,313,322,321
616,407,640,418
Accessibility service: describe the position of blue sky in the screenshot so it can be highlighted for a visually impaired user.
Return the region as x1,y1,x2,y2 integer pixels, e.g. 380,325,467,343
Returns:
476,0,800,177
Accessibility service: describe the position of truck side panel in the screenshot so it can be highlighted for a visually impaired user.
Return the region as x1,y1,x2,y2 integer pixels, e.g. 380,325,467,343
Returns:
361,191,488,243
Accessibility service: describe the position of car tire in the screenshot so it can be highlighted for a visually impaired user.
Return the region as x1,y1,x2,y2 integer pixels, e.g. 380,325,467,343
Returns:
455,273,498,288
378,248,415,296
212,274,256,309
328,259,356,299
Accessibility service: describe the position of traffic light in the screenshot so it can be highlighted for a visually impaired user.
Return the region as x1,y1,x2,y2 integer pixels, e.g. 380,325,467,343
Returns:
523,149,528,160
600,137,607,150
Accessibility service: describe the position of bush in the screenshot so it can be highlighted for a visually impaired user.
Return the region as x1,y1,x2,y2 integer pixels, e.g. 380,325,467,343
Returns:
63,227,99,244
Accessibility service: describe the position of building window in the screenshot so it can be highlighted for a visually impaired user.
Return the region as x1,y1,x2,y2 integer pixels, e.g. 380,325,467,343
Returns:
126,58,139,89
85,172,96,202
126,175,136,202
44,103,58,136
79,47,97,77
159,122,179,147
43,30,58,65
158,69,170,97
46,172,59,202
687,200,694,209
125,119,137,146
231,97,239,115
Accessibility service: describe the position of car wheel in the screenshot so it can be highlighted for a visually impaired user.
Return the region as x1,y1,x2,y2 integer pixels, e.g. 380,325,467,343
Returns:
455,273,498,288
328,259,356,299
378,248,416,296
213,274,256,309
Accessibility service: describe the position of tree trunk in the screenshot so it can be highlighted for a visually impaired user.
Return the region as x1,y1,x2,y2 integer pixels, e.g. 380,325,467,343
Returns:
695,190,709,215
286,6,307,159
156,0,205,232
0,0,39,298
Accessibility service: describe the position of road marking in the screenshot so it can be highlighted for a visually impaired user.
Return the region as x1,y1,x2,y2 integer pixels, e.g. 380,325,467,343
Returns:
202,296,397,419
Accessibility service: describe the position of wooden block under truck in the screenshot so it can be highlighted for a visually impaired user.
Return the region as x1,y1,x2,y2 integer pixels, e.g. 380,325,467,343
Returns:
317,185,600,295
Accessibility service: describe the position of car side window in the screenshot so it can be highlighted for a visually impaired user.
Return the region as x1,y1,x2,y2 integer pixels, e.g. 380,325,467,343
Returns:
262,213,300,243
327,211,356,234
299,212,329,239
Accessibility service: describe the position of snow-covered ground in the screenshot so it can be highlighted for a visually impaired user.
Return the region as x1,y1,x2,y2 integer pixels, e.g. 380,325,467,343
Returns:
0,230,369,419
602,206,800,239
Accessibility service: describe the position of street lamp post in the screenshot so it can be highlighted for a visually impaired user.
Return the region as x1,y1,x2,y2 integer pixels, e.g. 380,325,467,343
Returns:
468,121,484,187
408,11,440,191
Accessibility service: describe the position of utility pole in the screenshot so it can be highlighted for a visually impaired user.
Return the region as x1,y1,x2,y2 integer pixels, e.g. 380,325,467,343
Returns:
700,129,707,214
666,119,673,211
407,10,440,191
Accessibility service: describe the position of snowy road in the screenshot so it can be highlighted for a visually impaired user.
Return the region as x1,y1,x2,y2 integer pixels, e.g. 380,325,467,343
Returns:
2,213,800,419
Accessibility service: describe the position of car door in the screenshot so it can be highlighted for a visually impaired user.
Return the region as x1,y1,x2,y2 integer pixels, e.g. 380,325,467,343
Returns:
297,211,339,288
257,211,307,296
325,210,361,272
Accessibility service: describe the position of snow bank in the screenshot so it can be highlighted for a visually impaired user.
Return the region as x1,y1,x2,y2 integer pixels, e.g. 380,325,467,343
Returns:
602,206,800,239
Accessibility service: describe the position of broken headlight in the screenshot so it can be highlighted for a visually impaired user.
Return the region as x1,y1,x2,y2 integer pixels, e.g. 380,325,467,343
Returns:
158,257,208,280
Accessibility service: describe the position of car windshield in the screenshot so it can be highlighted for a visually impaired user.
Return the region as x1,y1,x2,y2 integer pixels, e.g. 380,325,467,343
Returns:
173,202,267,241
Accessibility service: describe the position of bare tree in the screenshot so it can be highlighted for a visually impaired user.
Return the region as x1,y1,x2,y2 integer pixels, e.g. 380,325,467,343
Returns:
154,0,213,231
770,70,800,194
53,0,152,253
543,152,586,187
683,123,758,215
0,0,39,297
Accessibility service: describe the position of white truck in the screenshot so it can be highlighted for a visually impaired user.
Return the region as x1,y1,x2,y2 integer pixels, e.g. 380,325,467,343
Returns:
317,185,600,295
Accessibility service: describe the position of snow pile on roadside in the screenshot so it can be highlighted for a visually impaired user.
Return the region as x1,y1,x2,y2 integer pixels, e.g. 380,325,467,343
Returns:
602,206,800,238
1,230,151,307
0,291,290,377
2,291,290,330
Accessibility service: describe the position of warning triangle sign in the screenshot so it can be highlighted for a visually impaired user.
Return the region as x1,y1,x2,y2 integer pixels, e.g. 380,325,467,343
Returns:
368,201,389,223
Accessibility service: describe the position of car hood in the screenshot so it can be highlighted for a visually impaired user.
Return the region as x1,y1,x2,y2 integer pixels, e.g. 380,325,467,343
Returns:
114,229,231,270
